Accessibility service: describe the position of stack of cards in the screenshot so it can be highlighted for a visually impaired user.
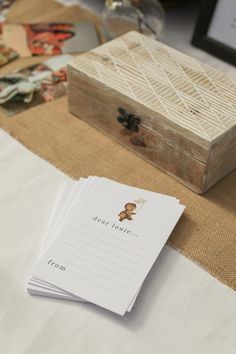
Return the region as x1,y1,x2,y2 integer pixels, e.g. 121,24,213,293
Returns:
28,177,185,316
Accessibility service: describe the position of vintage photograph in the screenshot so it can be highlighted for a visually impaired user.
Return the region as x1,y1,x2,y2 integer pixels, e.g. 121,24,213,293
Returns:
0,54,73,116
0,21,98,59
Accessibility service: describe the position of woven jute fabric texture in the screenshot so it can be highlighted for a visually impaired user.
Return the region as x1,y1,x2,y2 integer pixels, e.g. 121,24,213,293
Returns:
1,0,236,291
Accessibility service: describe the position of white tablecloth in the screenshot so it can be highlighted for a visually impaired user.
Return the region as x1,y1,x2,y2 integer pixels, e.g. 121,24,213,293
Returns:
1,4,236,354
0,130,236,354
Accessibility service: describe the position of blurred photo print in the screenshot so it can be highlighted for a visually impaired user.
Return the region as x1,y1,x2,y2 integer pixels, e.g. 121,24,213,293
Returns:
0,21,98,59
0,54,73,116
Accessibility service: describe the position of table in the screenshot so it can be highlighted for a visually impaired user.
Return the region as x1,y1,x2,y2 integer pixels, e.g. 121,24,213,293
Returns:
0,3,236,354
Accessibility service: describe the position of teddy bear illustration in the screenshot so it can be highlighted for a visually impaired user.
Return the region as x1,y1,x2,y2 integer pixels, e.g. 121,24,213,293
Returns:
118,203,136,222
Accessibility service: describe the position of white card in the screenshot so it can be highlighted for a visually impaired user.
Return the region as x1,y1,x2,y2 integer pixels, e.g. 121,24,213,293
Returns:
28,178,139,311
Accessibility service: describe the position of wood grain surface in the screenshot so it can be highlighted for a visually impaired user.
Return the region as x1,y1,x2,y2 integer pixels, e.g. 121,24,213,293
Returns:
68,31,236,193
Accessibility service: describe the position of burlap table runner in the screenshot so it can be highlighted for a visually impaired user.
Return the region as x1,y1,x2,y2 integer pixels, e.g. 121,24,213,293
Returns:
1,0,235,291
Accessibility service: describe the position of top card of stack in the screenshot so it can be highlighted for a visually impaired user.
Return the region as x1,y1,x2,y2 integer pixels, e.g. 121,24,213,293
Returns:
29,177,185,316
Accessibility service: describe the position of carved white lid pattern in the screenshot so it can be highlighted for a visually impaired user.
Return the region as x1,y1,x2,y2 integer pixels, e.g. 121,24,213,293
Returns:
71,31,236,142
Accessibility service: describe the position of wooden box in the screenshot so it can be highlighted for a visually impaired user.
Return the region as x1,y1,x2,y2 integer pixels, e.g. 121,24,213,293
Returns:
67,31,236,194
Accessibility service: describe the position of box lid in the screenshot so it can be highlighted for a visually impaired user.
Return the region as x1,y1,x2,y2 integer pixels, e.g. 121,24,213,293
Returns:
69,31,236,154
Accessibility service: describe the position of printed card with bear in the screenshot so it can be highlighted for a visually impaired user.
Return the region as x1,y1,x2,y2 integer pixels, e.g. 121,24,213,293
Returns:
32,178,184,315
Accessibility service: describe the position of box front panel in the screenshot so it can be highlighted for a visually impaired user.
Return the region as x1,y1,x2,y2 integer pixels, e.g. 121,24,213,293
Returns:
68,70,207,193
